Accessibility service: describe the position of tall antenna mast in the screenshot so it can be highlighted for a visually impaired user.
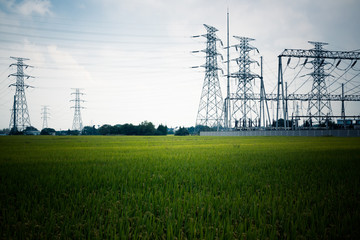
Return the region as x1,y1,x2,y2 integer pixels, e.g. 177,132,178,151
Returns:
225,8,231,129
8,57,34,133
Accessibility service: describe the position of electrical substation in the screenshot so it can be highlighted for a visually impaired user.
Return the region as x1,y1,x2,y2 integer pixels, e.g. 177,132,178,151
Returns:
4,13,360,136
194,16,360,136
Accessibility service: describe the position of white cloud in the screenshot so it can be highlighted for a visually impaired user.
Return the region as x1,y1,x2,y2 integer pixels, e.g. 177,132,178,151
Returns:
0,0,16,10
47,45,93,86
16,0,52,16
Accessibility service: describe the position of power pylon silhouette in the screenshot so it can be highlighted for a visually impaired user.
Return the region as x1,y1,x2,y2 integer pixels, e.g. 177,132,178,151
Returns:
307,41,333,124
71,88,85,131
231,37,260,128
41,105,50,129
193,24,224,130
8,57,34,132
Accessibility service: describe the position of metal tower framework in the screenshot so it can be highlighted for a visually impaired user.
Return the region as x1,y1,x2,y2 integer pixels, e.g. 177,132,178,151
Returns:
71,88,85,131
230,37,260,129
193,24,224,129
276,42,360,129
307,41,333,123
41,105,50,129
8,57,34,132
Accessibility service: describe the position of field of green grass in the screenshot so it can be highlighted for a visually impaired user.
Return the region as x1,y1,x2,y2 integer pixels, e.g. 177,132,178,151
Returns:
0,136,359,239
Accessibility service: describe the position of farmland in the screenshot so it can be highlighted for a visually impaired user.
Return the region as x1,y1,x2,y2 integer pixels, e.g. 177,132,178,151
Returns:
0,136,359,239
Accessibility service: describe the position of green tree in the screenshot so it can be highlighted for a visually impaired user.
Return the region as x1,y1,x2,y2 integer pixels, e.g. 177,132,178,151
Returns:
175,127,189,136
99,124,112,135
82,126,99,135
156,124,167,135
122,124,137,135
138,121,156,135
112,124,122,135
40,128,56,135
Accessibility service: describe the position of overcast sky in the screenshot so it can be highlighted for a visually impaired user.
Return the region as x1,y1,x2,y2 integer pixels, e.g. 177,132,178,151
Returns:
0,0,359,130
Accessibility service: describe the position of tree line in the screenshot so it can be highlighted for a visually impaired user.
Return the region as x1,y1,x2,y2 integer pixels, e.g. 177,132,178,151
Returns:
2,123,217,136
84,121,168,136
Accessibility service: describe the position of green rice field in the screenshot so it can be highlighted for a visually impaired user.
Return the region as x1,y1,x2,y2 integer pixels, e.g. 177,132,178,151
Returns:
0,136,359,239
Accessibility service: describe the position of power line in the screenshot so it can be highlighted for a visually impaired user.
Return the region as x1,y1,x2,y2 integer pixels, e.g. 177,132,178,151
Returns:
0,23,187,38
0,13,193,29
333,71,360,94
0,38,192,53
0,30,192,45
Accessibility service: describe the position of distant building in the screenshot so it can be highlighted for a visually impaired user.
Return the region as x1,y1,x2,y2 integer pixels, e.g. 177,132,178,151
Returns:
354,120,360,129
336,119,353,126
24,130,40,135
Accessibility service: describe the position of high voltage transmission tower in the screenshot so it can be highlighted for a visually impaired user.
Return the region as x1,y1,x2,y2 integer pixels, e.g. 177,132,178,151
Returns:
192,24,224,130
307,41,333,124
41,105,50,129
71,88,85,131
8,57,34,133
230,36,260,128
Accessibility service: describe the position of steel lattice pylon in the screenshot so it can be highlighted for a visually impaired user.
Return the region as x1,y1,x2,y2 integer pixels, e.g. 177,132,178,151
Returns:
8,57,33,132
307,41,332,124
231,36,260,128
195,24,224,129
41,105,50,129
71,88,85,131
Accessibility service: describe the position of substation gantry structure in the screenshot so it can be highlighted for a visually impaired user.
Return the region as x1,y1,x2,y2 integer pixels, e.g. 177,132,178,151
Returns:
276,41,360,129
8,57,34,132
193,24,224,130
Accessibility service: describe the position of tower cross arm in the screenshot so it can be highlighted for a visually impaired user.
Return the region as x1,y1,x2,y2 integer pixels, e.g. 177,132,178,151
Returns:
233,36,255,41
71,106,86,109
8,73,34,79
9,63,34,68
9,83,34,88
279,49,360,60
10,56,30,61
230,72,260,79
203,24,218,32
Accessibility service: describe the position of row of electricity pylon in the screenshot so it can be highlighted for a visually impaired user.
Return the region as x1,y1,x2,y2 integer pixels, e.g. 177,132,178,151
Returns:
7,57,85,133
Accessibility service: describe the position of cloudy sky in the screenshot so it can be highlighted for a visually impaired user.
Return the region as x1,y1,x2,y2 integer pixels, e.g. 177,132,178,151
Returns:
0,0,359,130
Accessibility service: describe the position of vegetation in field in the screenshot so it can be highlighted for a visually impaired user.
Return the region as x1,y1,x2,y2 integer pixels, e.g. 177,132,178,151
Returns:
0,136,359,239
174,127,189,136
93,121,167,136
